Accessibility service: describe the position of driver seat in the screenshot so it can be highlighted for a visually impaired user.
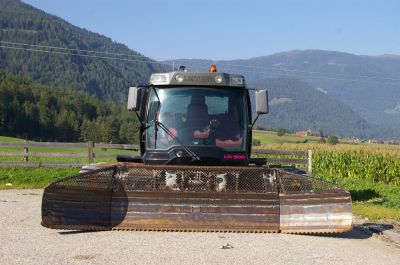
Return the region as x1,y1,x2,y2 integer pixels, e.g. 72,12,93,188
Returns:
185,96,209,139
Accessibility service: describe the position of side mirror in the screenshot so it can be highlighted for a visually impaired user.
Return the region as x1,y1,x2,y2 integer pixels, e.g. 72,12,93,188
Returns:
127,87,142,111
255,90,269,114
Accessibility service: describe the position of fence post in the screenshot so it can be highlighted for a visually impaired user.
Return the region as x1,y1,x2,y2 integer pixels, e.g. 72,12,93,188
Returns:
307,150,313,174
87,141,94,164
24,141,29,162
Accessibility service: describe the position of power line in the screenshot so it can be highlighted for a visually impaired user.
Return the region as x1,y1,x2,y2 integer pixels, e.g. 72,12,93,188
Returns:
0,40,171,61
1,40,400,83
0,44,173,68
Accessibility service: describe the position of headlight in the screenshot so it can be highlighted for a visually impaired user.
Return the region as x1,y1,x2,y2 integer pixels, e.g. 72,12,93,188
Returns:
215,75,223,84
150,74,168,84
175,74,184,83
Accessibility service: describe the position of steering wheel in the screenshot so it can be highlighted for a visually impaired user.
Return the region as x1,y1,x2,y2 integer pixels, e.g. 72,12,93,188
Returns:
193,119,220,142
209,118,220,130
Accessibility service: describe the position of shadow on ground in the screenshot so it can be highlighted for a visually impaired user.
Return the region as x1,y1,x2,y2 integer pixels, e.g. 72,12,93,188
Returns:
58,230,109,235
285,223,395,240
350,189,381,202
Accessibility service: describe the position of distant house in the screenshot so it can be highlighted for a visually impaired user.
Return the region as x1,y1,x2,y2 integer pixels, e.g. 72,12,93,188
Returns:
368,139,379,144
295,131,307,136
295,129,312,136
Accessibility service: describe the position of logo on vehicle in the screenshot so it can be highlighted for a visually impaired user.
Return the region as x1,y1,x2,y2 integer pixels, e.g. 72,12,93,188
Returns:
223,154,247,160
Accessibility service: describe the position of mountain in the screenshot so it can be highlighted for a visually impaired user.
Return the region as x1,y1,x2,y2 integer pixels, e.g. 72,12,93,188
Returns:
0,0,168,100
164,50,400,126
250,77,371,138
1,0,399,139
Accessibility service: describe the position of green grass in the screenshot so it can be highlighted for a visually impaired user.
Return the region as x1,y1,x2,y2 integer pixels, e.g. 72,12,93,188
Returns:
314,175,400,221
253,130,320,145
0,167,80,189
0,136,25,142
353,203,400,221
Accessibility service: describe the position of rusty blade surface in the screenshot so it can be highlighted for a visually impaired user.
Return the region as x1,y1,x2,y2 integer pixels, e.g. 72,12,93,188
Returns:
41,166,116,230
111,191,279,232
117,164,280,231
41,164,352,234
276,169,353,233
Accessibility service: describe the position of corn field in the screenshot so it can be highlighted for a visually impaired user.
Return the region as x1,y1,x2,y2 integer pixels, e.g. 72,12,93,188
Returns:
313,151,400,186
256,143,400,186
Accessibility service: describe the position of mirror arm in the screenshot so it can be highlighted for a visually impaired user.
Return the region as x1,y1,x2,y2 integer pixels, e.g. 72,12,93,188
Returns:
134,111,145,127
250,114,260,130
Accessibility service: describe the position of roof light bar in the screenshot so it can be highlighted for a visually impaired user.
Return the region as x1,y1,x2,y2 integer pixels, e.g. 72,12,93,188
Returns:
150,74,168,84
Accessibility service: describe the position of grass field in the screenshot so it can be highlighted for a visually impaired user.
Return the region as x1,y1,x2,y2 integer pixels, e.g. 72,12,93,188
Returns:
0,167,80,188
1,133,399,222
0,136,25,142
317,175,400,221
252,130,321,145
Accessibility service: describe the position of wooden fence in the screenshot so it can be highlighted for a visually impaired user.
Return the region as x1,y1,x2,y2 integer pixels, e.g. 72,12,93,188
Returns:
0,141,312,172
0,141,139,168
252,149,313,173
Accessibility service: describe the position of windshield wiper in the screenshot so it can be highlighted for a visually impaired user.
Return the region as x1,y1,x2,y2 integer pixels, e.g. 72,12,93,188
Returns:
150,87,201,163
156,120,201,162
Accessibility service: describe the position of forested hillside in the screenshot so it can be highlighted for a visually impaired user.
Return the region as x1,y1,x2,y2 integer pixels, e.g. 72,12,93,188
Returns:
0,71,139,143
250,78,371,138
0,0,168,100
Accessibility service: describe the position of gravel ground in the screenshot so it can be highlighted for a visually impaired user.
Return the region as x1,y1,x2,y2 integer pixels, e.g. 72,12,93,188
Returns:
0,189,399,265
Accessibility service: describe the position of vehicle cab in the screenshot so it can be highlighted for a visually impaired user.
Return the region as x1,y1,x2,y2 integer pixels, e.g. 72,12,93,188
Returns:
128,65,268,166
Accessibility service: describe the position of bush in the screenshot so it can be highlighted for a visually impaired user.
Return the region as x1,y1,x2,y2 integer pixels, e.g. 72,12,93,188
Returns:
327,135,338,145
276,128,286,137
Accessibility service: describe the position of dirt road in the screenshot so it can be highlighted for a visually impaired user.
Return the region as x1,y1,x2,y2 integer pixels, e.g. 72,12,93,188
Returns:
0,189,398,265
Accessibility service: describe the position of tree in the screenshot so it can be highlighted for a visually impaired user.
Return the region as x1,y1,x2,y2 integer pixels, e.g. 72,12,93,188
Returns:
319,129,326,143
80,120,101,142
327,135,339,145
319,129,325,138
276,128,286,137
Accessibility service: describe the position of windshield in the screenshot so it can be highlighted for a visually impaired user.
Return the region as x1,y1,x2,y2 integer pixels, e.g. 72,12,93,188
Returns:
146,87,247,151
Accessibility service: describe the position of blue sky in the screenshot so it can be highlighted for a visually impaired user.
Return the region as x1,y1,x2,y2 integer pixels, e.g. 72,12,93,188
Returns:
23,0,400,60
